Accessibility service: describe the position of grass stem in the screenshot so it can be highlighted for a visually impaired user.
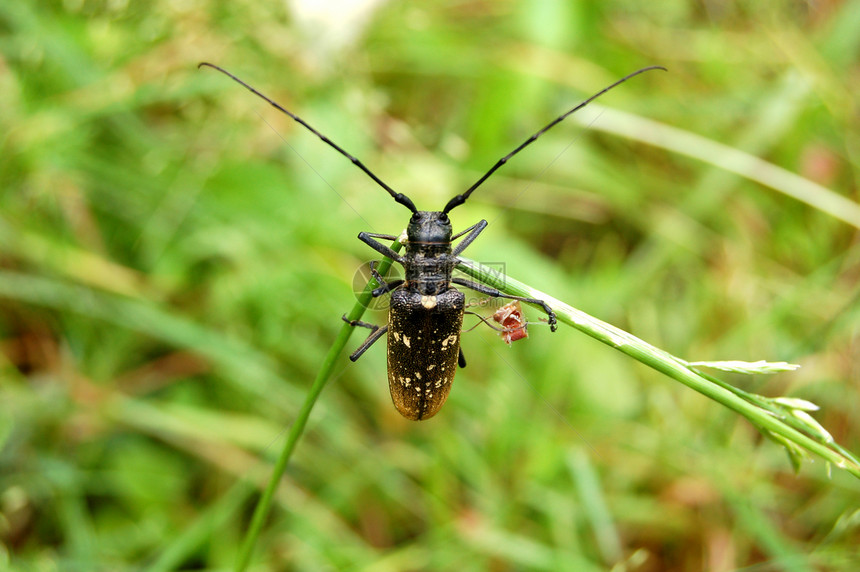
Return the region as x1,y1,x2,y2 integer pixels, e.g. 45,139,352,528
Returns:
234,242,403,571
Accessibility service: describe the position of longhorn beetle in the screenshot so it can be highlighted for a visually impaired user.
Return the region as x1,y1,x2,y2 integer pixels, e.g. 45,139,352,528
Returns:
200,63,665,420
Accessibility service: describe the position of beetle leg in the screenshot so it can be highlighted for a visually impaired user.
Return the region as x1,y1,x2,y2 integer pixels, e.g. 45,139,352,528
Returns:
458,347,467,368
451,277,558,332
342,315,389,361
450,220,485,240
372,281,404,297
358,232,405,262
362,232,400,240
368,260,404,296
341,315,377,330
451,219,488,256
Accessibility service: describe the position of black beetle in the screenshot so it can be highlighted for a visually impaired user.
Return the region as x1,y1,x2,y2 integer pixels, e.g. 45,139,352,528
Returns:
199,63,664,420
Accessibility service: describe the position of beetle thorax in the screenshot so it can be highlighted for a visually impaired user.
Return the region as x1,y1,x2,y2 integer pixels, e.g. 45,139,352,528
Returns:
403,211,455,295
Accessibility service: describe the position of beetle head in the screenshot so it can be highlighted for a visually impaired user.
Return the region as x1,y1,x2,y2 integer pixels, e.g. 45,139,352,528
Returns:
406,211,452,245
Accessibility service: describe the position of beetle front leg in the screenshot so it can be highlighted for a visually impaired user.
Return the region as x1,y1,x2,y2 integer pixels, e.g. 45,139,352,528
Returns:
342,315,389,361
451,220,488,257
451,277,558,332
358,232,405,262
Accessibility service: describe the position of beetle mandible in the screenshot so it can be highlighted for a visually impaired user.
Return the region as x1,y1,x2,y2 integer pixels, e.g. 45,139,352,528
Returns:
199,63,665,420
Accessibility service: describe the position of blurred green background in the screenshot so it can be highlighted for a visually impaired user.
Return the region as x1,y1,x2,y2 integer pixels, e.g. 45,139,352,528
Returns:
2,0,859,570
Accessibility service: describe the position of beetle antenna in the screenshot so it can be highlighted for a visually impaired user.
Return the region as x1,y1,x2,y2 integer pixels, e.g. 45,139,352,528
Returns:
199,62,418,214
442,65,667,214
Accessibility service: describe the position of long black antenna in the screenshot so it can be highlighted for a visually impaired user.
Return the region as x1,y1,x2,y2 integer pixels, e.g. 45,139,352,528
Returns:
198,62,418,214
442,65,666,214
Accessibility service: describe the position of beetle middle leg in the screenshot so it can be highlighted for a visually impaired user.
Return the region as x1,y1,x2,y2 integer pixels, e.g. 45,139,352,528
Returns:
367,260,404,296
452,277,557,331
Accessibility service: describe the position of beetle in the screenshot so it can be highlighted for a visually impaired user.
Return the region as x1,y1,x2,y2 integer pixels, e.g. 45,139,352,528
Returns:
199,62,665,420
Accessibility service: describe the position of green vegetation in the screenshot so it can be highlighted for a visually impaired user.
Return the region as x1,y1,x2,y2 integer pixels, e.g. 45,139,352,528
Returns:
2,1,859,570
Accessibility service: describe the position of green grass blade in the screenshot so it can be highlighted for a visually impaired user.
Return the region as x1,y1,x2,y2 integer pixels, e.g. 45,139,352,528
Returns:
576,104,860,230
